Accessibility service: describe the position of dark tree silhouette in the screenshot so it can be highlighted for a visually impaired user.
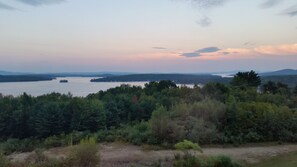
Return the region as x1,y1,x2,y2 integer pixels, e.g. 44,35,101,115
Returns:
262,81,278,94
231,70,261,88
294,85,297,95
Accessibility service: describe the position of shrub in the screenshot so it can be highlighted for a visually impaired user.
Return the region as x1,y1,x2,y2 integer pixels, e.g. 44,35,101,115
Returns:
79,137,96,145
174,140,202,152
24,149,63,167
173,154,241,167
65,137,100,167
173,153,203,167
31,149,48,163
150,106,171,142
188,119,218,144
116,122,153,145
67,132,91,145
44,136,62,148
0,138,39,155
211,156,241,167
0,153,9,167
27,160,63,167
169,100,225,144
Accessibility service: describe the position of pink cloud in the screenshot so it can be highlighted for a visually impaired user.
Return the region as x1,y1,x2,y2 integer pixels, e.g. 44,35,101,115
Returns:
254,44,297,55
180,43,297,60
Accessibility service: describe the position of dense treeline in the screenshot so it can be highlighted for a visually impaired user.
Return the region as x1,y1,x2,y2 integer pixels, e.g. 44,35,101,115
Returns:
261,75,297,87
91,73,297,87
0,75,54,82
1,71,297,153
91,74,230,84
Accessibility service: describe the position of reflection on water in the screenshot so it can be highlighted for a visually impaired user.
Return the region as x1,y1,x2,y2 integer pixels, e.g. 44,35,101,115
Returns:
0,77,147,97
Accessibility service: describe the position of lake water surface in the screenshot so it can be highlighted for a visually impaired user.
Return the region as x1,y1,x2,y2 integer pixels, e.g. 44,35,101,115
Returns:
0,77,147,97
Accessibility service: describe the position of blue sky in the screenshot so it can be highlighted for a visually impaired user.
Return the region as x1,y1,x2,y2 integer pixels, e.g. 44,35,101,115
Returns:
0,0,297,73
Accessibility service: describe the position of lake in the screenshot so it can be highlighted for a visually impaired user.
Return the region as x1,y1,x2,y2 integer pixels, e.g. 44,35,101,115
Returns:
0,77,147,97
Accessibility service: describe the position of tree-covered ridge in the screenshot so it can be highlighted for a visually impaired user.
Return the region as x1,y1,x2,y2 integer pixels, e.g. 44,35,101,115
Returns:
262,75,297,87
91,74,231,84
0,71,297,154
91,73,297,87
0,75,54,82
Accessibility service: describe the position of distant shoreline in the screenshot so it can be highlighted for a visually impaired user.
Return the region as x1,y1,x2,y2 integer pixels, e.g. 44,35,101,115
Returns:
0,75,55,83
90,74,231,85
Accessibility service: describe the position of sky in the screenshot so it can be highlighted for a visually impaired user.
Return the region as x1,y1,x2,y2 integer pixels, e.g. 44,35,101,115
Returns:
0,0,297,73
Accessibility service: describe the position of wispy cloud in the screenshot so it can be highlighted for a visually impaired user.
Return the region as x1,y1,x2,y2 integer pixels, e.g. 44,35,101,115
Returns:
254,43,297,55
222,52,230,55
197,16,211,27
282,5,297,17
260,0,282,8
185,43,297,60
152,47,167,50
244,42,256,47
181,0,229,27
196,47,220,53
0,2,16,10
189,0,228,9
181,52,201,57
181,47,221,57
16,0,66,6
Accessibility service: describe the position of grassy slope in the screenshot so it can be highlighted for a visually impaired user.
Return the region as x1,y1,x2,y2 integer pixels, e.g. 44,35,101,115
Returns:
251,152,297,167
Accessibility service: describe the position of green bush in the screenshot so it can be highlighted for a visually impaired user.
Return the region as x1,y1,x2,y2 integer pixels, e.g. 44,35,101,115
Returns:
94,130,111,142
0,153,9,167
173,153,203,167
65,137,100,167
173,153,241,167
44,136,62,148
174,140,202,152
79,137,96,145
43,132,95,148
0,138,39,155
116,122,153,145
211,156,241,167
67,132,91,145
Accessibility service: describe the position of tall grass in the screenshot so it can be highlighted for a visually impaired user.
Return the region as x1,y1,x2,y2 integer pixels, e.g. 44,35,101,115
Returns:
64,137,100,167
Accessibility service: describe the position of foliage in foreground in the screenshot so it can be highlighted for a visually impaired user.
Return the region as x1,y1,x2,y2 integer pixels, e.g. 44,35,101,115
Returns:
5,138,100,167
64,137,100,167
1,71,297,154
251,152,297,167
174,140,202,152
173,153,241,167
0,153,10,167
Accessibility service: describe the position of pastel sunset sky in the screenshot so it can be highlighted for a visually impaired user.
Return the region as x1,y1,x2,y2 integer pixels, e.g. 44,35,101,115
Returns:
0,0,297,73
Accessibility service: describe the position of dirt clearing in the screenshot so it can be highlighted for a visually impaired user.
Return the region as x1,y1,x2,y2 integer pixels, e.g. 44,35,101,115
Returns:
8,143,297,166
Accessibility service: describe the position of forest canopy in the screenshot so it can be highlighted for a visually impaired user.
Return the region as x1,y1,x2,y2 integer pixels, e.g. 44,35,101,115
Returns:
0,71,297,154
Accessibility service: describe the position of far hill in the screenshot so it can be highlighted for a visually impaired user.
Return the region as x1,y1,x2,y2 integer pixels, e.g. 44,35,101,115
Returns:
0,75,54,82
91,74,231,84
0,70,134,77
262,75,297,87
261,69,297,76
44,72,134,77
0,71,29,76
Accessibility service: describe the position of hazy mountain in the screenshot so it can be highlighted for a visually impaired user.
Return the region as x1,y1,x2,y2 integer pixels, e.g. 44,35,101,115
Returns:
260,69,297,76
0,71,29,76
0,71,134,77
2,69,297,78
43,72,134,77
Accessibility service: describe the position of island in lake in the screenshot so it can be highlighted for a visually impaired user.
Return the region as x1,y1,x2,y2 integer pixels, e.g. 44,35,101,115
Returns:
59,79,68,83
